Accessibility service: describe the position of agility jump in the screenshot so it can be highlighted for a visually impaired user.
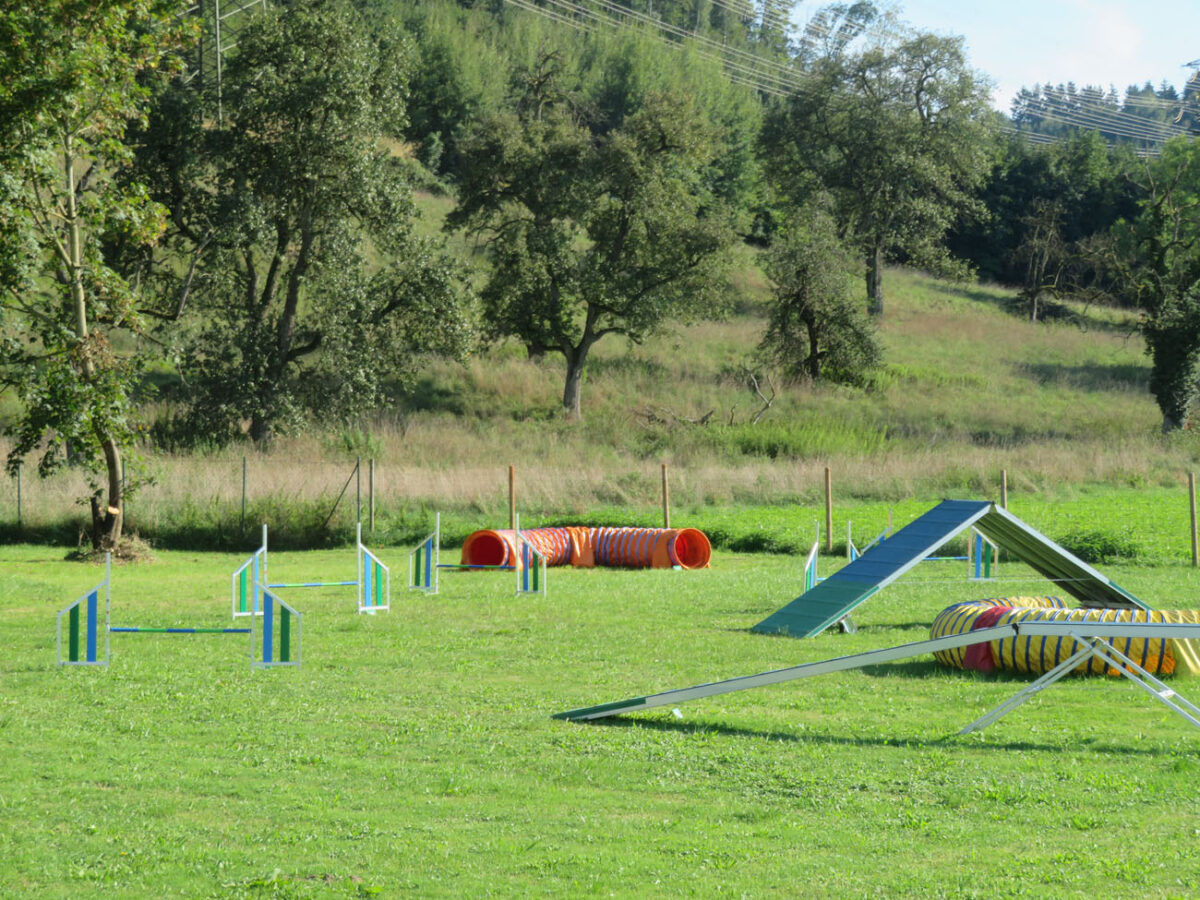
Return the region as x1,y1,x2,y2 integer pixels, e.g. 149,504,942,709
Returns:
58,554,299,670
232,522,388,616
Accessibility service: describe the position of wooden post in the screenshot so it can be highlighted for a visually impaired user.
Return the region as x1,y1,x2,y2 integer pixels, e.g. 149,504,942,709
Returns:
508,465,516,531
15,461,21,531
240,455,247,532
1190,472,1198,568
824,466,833,553
661,463,670,529
355,456,361,525
369,458,375,533
1001,469,1009,509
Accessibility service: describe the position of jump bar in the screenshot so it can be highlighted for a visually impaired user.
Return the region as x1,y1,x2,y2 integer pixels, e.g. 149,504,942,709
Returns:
110,626,252,634
267,581,357,588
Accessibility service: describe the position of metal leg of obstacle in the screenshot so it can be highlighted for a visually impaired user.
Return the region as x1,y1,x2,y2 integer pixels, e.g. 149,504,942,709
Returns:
409,512,440,594
958,641,1097,734
56,554,111,666
961,633,1200,735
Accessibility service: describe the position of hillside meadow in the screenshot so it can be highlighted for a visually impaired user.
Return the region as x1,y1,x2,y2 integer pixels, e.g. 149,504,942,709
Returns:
2,267,1198,554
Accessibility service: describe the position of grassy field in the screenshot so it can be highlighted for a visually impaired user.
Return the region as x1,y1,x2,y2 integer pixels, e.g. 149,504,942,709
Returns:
5,537,1200,898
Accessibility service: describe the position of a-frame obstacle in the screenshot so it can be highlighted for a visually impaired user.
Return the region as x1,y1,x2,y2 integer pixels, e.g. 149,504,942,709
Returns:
555,621,1200,735
752,500,1146,639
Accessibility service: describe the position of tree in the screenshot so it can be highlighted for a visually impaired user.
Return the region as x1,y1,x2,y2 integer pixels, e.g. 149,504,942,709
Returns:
763,20,994,316
0,0,192,549
451,63,738,419
139,0,473,446
1111,138,1200,432
759,201,880,383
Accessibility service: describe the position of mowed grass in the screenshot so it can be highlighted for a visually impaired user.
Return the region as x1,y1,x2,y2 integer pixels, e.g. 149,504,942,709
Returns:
4,543,1200,898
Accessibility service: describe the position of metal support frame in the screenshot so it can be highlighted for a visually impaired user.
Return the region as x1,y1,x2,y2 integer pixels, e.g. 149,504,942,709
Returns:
960,627,1200,734
557,622,1200,738
56,554,111,666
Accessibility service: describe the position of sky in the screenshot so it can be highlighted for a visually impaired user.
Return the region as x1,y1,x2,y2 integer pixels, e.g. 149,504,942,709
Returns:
797,0,1200,111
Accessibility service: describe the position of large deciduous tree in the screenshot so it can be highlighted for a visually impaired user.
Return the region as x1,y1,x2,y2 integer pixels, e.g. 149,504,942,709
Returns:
0,0,191,550
140,0,473,446
763,16,994,317
1111,138,1200,432
760,200,880,384
450,59,738,419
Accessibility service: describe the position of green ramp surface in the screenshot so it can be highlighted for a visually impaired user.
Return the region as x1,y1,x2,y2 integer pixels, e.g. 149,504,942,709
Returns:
751,499,994,638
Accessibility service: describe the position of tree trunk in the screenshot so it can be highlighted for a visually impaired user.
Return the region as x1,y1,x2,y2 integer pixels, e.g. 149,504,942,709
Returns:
90,438,124,550
562,349,587,421
866,242,884,317
65,143,124,551
249,412,272,446
805,314,822,380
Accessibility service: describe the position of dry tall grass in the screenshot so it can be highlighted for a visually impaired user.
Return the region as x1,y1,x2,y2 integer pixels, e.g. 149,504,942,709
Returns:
3,268,1196,533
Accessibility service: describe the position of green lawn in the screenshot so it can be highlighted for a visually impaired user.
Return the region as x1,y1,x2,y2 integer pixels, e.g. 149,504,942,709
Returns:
3,543,1200,898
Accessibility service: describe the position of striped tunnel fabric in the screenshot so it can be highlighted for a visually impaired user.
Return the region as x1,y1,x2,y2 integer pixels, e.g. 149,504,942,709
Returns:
931,599,1200,676
460,526,711,570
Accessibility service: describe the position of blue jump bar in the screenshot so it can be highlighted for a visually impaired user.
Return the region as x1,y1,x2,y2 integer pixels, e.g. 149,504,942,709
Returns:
110,626,252,634
267,581,357,588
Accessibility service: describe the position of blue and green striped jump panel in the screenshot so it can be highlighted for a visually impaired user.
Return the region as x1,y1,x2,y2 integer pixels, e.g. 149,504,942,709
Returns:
66,591,100,663
752,500,994,638
361,554,385,608
412,538,435,587
256,591,298,667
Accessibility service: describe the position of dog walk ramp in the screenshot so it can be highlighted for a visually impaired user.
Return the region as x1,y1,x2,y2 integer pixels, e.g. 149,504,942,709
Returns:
556,622,1200,735
752,500,993,638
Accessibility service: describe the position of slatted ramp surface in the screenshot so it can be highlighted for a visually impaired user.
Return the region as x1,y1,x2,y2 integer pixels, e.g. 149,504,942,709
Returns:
751,500,993,638
751,500,1149,639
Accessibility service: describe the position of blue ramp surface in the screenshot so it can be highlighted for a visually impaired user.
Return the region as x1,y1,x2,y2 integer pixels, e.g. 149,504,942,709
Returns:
752,500,993,638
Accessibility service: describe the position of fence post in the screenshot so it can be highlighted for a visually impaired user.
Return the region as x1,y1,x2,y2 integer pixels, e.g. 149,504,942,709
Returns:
241,455,247,533
15,461,21,531
355,456,361,526
1190,472,1198,568
369,458,375,533
661,463,670,529
1001,469,1008,509
508,465,516,531
824,466,833,553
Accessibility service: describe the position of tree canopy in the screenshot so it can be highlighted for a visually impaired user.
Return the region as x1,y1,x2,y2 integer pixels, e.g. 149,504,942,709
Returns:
0,0,192,549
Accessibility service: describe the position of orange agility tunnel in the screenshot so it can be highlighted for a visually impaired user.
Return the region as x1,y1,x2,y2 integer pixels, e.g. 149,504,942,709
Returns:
460,526,711,570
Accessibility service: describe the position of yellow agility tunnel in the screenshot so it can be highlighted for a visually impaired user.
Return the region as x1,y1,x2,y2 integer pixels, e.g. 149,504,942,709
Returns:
931,598,1200,676
460,526,711,570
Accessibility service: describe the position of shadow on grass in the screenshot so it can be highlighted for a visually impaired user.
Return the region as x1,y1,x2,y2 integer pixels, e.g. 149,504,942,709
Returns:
575,708,1171,756
923,280,1138,335
1017,361,1148,393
